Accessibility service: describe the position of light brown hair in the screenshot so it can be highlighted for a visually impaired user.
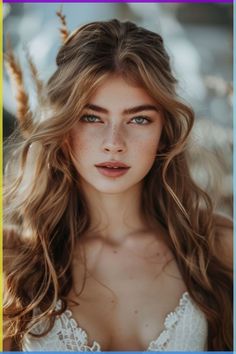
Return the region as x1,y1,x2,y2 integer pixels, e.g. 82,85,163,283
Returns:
4,18,232,350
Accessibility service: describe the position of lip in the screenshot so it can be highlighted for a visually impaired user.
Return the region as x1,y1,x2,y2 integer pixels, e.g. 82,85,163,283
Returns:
95,161,130,178
95,161,130,168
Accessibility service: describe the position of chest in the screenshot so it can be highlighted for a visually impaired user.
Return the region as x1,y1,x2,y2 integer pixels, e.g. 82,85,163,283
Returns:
23,291,208,352
68,242,187,350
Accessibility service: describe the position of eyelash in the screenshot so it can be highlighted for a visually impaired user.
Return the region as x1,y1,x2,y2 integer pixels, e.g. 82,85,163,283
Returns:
80,114,151,125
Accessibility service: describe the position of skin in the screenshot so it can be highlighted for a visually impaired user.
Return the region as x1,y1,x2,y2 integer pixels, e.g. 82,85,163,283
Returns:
4,76,233,351
70,74,164,241
68,75,187,350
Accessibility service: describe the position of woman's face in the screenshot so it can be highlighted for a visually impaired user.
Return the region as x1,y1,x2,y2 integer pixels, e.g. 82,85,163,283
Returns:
70,75,163,194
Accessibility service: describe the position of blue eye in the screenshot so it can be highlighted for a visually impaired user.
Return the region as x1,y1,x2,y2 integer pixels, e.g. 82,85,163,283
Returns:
80,115,101,123
130,116,151,125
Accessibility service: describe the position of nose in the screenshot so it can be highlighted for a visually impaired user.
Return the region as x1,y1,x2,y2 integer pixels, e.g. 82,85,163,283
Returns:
102,125,126,154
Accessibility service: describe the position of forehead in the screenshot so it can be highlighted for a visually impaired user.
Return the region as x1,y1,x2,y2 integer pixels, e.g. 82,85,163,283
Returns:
87,75,156,109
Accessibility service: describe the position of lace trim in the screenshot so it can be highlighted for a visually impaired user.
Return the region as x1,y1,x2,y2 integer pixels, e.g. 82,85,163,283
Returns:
147,291,190,351
55,292,190,352
56,301,101,352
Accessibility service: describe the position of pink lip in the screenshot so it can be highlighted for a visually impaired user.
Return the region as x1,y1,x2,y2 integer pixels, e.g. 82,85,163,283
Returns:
95,161,130,178
95,161,130,168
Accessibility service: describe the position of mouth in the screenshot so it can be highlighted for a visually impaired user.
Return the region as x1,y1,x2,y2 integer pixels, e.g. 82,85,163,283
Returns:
95,161,130,177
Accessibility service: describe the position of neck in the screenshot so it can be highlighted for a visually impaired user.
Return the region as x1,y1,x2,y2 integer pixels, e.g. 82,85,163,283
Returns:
80,181,149,244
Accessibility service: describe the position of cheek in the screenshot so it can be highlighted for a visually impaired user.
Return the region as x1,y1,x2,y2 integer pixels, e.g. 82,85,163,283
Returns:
134,130,162,159
71,129,95,157
72,141,94,163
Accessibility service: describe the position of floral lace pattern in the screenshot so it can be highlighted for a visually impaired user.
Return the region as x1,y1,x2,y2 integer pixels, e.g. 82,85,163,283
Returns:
147,292,189,351
23,292,208,352
57,304,101,352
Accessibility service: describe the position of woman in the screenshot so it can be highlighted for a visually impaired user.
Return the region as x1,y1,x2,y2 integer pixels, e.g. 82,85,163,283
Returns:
3,14,233,351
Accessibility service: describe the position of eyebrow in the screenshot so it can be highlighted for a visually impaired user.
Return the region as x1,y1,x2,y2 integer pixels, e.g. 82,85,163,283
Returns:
84,103,160,115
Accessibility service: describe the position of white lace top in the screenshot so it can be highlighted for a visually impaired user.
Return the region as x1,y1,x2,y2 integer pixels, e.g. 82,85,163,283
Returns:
23,292,208,351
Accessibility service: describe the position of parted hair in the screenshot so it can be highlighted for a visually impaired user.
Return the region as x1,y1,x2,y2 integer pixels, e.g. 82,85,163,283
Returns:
4,13,232,350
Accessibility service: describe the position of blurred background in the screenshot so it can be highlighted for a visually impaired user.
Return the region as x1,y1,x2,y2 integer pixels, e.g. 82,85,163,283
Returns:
3,3,233,217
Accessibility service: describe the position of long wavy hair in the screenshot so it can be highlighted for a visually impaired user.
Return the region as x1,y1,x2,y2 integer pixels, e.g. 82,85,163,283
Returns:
3,17,232,350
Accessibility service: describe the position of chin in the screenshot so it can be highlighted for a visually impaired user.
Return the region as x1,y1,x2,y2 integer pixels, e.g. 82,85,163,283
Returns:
83,176,142,194
92,182,134,194
79,172,144,195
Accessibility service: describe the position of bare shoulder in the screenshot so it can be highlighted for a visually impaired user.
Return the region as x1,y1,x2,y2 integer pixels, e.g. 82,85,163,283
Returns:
212,213,233,269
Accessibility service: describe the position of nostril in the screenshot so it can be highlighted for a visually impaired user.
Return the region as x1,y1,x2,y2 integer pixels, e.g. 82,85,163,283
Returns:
104,146,124,152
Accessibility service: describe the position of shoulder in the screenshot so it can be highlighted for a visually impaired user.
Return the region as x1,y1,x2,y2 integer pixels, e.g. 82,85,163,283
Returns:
212,213,233,269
